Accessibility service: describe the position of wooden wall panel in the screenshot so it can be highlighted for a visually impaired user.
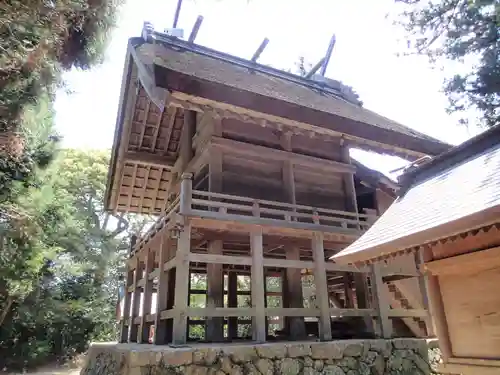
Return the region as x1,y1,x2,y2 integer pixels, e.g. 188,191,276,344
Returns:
440,268,500,359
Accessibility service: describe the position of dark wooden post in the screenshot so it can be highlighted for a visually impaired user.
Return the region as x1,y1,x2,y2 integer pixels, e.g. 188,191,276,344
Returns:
227,271,238,340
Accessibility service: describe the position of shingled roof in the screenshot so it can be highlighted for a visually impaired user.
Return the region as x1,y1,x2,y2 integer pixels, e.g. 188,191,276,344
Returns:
332,125,500,264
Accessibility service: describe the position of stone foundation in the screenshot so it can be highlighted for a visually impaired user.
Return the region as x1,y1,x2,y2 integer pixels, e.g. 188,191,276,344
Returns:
81,339,442,375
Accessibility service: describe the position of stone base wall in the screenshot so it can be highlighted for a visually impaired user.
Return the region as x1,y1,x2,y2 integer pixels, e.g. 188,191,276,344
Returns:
81,339,442,375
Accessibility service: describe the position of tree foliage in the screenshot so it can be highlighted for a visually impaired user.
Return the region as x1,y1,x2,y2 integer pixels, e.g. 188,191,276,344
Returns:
1,0,123,133
397,0,499,128
0,148,151,370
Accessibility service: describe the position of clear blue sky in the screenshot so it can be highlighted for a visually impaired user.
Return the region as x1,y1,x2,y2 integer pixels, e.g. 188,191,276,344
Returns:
54,0,479,177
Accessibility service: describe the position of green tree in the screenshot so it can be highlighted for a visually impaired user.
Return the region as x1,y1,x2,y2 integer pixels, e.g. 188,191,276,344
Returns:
397,0,499,128
0,148,151,370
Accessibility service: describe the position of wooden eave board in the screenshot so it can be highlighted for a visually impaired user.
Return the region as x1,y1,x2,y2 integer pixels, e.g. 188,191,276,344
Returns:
105,48,187,214
333,141,500,263
137,42,450,157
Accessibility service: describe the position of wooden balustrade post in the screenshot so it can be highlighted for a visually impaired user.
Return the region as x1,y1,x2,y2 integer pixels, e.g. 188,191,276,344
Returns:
180,173,193,215
251,228,266,342
370,263,392,338
172,221,192,345
312,232,332,341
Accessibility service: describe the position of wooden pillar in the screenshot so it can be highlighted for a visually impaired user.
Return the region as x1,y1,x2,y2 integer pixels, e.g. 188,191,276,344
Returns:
227,271,238,339
340,141,372,330
427,275,452,361
128,257,142,342
180,110,196,171
340,273,354,308
119,267,133,342
180,173,193,215
139,247,155,343
371,263,392,338
206,240,224,341
415,248,436,337
165,267,176,343
312,232,332,341
251,229,266,342
284,245,306,339
154,232,171,344
280,132,296,204
172,221,191,345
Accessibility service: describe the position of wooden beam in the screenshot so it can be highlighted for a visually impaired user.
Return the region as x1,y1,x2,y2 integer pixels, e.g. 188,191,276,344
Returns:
125,151,175,169
206,240,224,341
312,232,332,341
211,136,356,174
251,229,266,342
172,222,192,345
424,245,500,276
187,307,254,317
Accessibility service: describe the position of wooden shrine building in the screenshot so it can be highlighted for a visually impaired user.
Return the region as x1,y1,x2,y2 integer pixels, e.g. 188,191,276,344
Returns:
106,24,451,346
333,125,500,374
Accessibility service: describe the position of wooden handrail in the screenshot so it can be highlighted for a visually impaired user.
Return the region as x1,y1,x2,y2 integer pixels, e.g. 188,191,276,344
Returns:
191,190,377,221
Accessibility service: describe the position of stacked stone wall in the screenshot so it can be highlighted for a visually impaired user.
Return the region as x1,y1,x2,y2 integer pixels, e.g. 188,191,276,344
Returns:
81,339,442,375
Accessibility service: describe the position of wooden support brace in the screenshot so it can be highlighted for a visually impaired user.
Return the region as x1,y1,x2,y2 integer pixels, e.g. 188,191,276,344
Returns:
312,232,332,341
